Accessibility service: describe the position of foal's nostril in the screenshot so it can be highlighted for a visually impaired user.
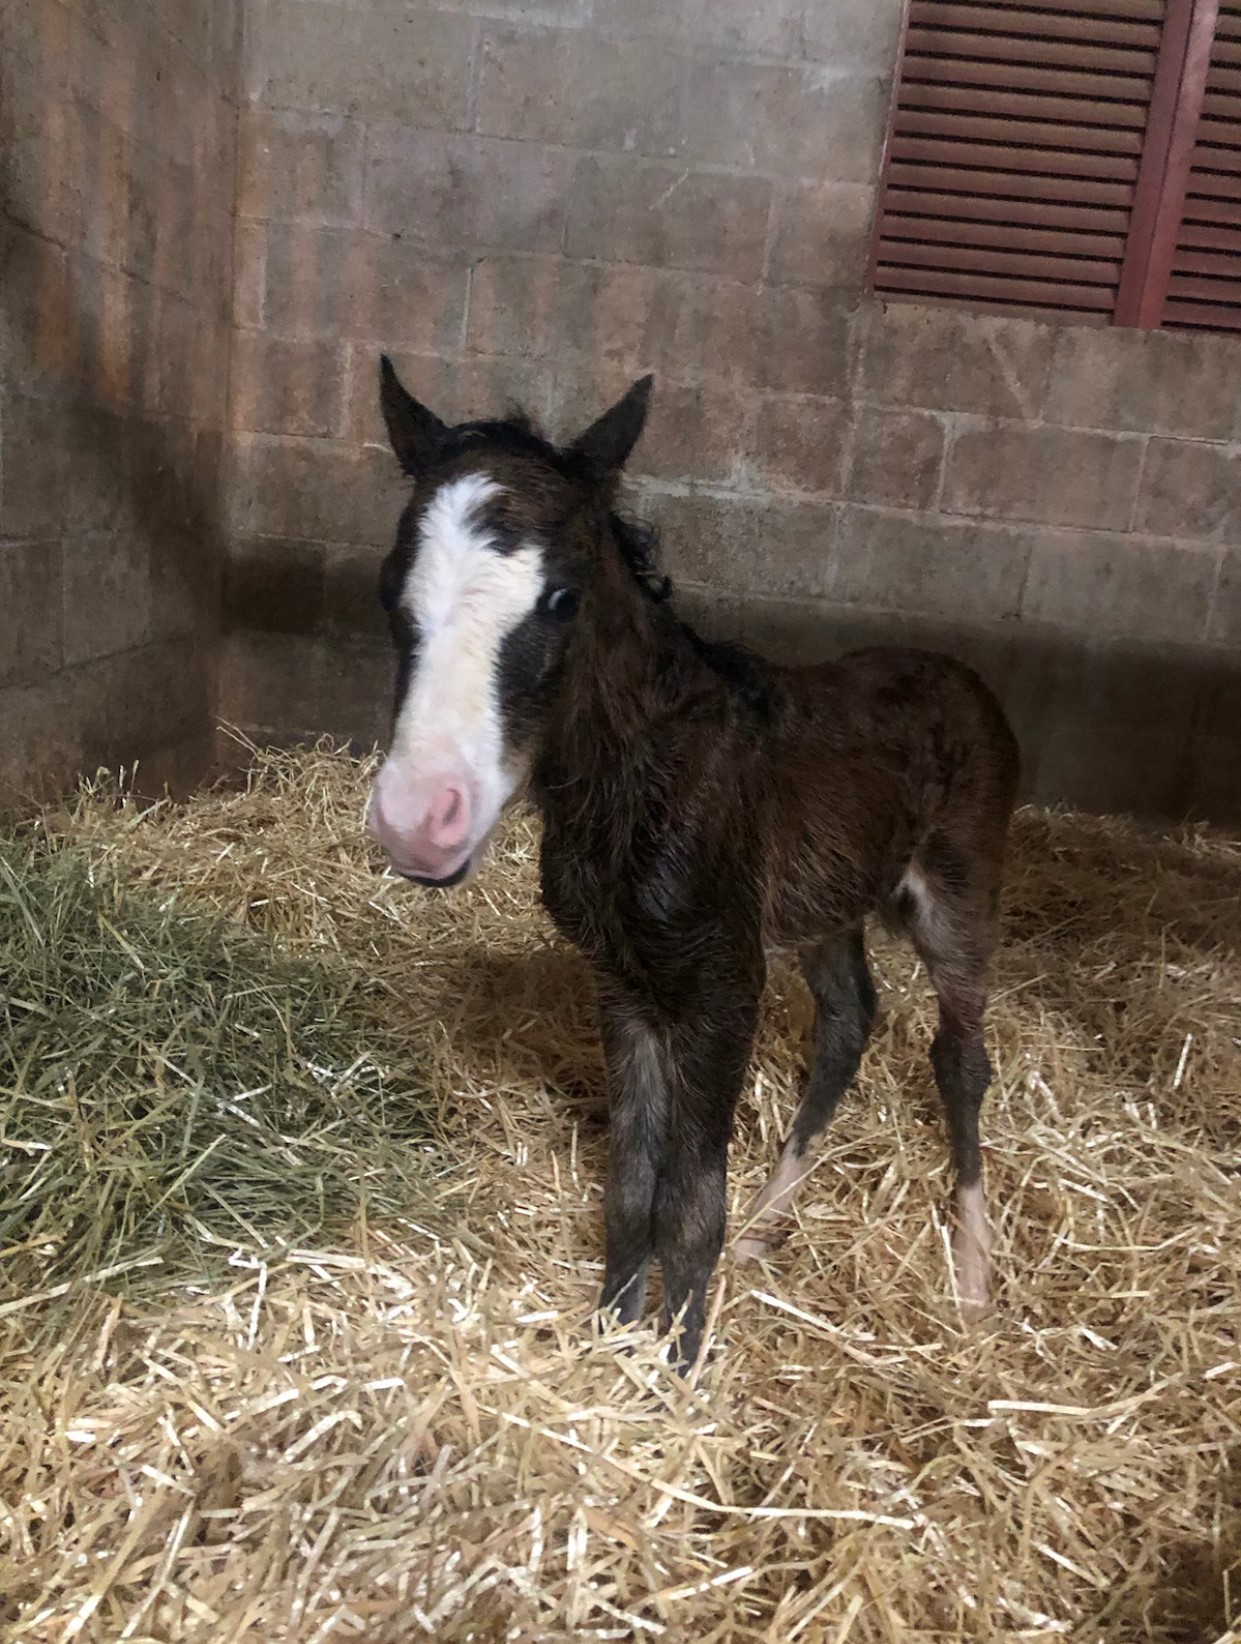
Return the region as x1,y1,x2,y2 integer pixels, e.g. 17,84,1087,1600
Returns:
426,784,471,850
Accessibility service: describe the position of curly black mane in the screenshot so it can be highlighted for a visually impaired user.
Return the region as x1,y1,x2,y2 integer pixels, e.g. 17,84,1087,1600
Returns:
610,512,673,604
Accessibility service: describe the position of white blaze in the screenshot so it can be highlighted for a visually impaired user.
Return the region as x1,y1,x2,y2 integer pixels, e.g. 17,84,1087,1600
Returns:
391,474,544,829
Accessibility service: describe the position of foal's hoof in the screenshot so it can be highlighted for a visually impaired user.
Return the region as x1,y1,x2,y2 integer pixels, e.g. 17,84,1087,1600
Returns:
733,1227,789,1264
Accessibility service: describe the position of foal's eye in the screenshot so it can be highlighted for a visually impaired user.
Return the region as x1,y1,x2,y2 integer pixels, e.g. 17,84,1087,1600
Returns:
542,587,580,622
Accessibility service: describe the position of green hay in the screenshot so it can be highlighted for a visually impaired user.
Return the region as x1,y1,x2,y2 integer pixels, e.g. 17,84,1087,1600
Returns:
0,827,434,1327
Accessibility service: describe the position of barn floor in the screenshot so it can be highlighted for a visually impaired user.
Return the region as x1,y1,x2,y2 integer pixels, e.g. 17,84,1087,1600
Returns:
2,741,1240,1642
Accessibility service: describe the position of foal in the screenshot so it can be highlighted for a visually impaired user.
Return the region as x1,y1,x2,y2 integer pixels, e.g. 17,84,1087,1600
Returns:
367,360,1020,1367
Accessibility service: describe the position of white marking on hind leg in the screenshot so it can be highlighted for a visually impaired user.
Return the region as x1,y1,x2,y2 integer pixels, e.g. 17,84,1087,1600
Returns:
734,1137,816,1263
953,1179,993,1320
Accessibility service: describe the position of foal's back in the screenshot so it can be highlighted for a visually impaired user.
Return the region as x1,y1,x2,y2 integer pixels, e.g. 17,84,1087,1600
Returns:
756,645,1020,951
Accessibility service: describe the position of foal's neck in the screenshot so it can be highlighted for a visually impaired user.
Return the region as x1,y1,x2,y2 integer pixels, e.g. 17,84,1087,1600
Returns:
536,532,716,804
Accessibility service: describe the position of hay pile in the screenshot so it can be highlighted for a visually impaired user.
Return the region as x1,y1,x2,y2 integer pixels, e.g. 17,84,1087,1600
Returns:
2,741,1239,1642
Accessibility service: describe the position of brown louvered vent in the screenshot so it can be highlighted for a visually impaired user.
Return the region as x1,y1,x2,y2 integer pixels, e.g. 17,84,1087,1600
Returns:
872,0,1164,318
1164,0,1241,329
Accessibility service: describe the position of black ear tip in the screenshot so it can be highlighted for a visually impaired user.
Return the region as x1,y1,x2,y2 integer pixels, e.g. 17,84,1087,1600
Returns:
379,353,396,385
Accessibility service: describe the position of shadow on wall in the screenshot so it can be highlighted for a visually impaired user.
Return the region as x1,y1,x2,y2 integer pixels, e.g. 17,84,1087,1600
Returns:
218,547,1241,827
0,0,235,808
687,591,1241,826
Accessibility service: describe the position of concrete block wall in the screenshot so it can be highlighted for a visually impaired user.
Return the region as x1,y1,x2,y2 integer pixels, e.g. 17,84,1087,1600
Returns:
0,0,242,807
221,0,1241,821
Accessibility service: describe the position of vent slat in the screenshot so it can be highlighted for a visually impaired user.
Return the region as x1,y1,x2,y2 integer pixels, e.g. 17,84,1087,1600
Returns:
1163,300,1241,328
908,3,1162,49
894,108,1146,153
961,0,1164,17
1185,167,1241,199
903,54,1154,102
874,265,1117,309
905,28,1159,76
882,212,1127,257
1176,220,1241,250
890,134,1140,180
877,238,1122,283
1167,271,1241,301
886,162,1135,206
884,188,1131,232
899,79,1151,126
1172,247,1240,277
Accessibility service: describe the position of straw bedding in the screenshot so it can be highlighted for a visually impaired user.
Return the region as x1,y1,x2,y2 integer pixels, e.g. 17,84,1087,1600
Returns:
1,740,1239,1642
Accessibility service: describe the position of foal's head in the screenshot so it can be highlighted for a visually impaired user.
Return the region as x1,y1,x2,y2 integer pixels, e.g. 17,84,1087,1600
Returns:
368,357,653,886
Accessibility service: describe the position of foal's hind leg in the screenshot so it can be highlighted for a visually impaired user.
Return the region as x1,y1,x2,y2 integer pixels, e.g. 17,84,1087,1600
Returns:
735,927,876,1262
901,860,999,1317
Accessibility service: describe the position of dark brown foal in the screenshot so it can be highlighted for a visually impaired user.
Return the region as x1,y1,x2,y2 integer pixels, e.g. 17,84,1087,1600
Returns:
366,360,1020,1366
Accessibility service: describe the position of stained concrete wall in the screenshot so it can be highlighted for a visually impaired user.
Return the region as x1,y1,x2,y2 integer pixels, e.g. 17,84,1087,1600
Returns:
0,0,242,807
5,0,1237,820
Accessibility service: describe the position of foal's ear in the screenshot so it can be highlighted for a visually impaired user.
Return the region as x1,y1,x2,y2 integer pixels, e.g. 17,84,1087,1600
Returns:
568,375,653,482
379,355,447,477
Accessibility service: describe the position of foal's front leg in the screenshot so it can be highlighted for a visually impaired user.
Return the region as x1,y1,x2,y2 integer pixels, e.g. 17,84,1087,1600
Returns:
597,994,670,1329
654,996,760,1369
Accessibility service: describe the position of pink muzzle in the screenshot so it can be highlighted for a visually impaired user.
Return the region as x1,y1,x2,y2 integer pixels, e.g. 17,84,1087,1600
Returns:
369,760,476,883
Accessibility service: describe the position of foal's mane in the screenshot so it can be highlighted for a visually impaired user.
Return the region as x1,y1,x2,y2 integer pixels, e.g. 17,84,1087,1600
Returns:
443,407,673,605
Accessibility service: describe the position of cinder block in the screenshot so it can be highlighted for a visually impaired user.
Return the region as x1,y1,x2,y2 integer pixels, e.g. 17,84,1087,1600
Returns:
832,507,1032,622
681,60,887,181
226,538,326,635
343,349,555,448
746,396,850,495
1209,546,1241,647
0,397,70,539
767,180,875,289
257,223,469,351
467,257,700,377
588,0,695,37
323,543,389,641
749,287,862,396
1185,662,1241,821
61,529,154,665
0,224,76,401
0,541,63,687
1044,326,1241,441
247,0,474,128
101,637,211,766
553,369,746,482
238,105,366,226
230,332,348,439
943,424,1144,532
858,302,1055,419
477,26,685,156
848,407,945,510
217,629,391,749
366,128,572,254
802,0,905,70
1021,530,1217,645
1135,438,1241,543
598,0,803,56
565,157,772,283
1027,642,1202,819
61,406,132,532
231,221,268,331
644,491,839,597
231,434,407,548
